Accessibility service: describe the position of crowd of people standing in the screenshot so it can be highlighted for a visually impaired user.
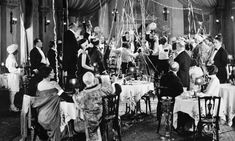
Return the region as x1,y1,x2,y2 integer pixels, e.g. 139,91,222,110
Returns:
4,20,230,141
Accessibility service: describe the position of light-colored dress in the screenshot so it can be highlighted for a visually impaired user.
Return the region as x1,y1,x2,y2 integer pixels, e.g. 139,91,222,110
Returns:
204,75,220,96
5,54,21,91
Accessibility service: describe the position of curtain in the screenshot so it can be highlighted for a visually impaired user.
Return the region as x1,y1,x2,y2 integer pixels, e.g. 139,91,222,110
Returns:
178,0,217,14
20,14,27,63
20,0,33,29
67,0,111,16
20,0,33,63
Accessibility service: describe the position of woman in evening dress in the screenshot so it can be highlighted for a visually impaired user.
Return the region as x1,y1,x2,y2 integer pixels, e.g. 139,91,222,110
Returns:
76,38,94,91
32,66,64,141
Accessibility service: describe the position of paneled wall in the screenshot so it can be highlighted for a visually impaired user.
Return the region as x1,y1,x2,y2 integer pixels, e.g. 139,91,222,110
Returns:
0,1,21,65
0,0,64,65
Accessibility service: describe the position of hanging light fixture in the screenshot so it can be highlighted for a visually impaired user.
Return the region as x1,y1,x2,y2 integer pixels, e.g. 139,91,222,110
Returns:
163,7,169,21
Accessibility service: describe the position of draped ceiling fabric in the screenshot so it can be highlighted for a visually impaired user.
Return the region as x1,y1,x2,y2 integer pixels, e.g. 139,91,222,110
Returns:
67,0,111,16
20,0,33,29
178,0,217,14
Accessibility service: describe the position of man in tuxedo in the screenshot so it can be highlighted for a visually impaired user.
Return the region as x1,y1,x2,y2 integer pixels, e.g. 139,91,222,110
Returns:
63,22,80,78
30,38,47,74
211,34,228,83
174,38,191,89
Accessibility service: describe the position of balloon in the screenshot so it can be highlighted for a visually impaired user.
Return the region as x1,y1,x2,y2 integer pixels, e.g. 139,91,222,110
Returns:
94,26,101,33
148,22,157,30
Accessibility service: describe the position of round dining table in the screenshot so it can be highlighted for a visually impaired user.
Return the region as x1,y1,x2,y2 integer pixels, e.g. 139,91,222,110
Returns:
173,92,226,129
115,80,154,115
120,80,153,103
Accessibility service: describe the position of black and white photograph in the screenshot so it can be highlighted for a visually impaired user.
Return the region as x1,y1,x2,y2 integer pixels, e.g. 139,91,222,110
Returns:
0,0,235,141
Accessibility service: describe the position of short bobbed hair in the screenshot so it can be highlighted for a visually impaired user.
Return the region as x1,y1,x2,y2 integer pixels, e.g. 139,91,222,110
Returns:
38,66,53,79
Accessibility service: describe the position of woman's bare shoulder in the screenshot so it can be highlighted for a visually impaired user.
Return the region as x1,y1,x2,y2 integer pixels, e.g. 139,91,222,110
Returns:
37,80,55,91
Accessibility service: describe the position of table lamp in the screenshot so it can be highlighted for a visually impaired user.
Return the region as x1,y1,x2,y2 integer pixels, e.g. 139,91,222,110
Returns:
67,78,79,94
93,62,98,73
0,62,6,74
69,78,79,86
129,67,135,79
194,77,204,97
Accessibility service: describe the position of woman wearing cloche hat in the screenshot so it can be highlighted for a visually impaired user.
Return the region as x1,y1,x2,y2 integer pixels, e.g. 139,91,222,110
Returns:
5,44,22,112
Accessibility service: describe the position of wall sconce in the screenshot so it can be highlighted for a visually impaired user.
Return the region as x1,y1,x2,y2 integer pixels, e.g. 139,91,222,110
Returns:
163,7,169,21
44,17,50,32
112,8,118,22
10,11,17,34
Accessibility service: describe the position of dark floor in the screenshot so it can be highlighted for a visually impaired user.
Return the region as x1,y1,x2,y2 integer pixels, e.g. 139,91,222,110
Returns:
0,112,21,141
0,111,235,141
121,116,235,141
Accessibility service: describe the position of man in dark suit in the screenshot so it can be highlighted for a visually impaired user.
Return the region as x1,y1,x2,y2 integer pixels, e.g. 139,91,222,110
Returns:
30,38,47,74
212,34,228,83
157,61,183,124
174,39,191,89
47,41,56,72
47,40,62,80
63,22,80,78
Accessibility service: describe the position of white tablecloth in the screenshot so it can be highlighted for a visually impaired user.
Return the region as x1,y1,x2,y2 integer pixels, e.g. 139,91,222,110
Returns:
118,80,154,110
60,101,77,131
173,95,226,129
219,84,235,126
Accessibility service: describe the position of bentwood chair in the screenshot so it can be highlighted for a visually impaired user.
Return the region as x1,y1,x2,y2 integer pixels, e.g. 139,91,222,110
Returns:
140,90,154,114
101,83,122,141
139,74,161,115
197,96,221,141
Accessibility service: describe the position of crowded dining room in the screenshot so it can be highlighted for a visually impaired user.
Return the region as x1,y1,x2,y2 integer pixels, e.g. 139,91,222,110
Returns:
1,0,235,141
